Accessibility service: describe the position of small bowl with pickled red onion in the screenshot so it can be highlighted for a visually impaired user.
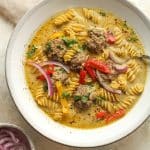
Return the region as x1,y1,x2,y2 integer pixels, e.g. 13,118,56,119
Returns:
0,124,34,150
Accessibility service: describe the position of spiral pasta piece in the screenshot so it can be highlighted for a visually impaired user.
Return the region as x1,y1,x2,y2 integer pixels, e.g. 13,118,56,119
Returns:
127,83,144,95
35,84,45,100
49,92,59,102
53,9,75,26
48,31,64,40
72,9,88,24
124,42,141,57
66,77,79,95
44,102,63,121
98,100,115,113
97,49,109,60
63,45,79,62
114,47,127,57
29,47,48,62
114,96,135,111
98,88,119,102
64,23,88,41
112,27,126,47
82,8,102,24
100,16,115,29
111,74,127,92
126,60,140,82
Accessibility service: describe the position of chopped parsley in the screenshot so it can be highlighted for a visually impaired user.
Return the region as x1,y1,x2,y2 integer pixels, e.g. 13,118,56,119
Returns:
27,45,37,58
43,84,48,92
99,11,106,17
127,37,138,42
123,20,128,29
74,95,82,101
62,92,70,99
57,45,64,50
62,37,77,47
74,95,89,103
82,44,87,50
45,42,51,52
81,96,89,103
60,68,66,73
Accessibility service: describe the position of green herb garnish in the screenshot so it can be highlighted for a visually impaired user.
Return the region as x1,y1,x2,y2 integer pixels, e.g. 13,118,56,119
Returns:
99,11,106,16
82,44,87,50
45,42,51,52
57,45,64,50
62,92,70,99
62,37,77,47
27,45,37,58
127,37,138,42
123,20,128,29
43,84,48,92
60,68,66,73
81,96,89,103
74,95,82,101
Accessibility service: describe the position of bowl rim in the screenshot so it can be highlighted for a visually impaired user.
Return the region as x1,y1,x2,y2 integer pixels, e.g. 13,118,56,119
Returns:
0,123,35,149
5,0,150,147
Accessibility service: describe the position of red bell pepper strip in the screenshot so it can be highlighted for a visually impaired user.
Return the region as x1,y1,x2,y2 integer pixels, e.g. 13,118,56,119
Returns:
105,109,126,123
105,32,116,44
37,65,55,81
37,75,46,81
96,111,108,119
85,59,111,74
85,66,96,81
79,70,87,84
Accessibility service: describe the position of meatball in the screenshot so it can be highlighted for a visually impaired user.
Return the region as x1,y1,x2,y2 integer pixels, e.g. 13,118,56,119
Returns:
46,38,67,62
69,52,89,72
74,100,92,111
86,29,107,54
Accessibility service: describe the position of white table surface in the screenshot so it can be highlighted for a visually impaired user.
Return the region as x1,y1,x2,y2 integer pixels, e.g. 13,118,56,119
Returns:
0,0,150,149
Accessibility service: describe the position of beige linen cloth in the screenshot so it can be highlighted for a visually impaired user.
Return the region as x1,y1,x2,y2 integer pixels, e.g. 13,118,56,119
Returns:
0,0,41,24
0,0,150,25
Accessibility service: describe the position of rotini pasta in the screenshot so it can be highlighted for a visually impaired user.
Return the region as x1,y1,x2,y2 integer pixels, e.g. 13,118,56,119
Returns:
66,77,79,95
98,88,119,102
53,9,75,26
82,8,102,24
114,96,135,111
126,60,140,82
127,83,144,95
25,7,147,129
98,100,115,113
63,44,79,62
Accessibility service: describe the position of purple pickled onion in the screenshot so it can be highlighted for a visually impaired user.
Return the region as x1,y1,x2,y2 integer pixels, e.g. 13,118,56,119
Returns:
0,129,29,150
27,62,54,96
1,130,19,143
109,51,128,64
0,137,13,145
113,64,128,73
3,142,15,149
96,70,122,94
40,61,70,73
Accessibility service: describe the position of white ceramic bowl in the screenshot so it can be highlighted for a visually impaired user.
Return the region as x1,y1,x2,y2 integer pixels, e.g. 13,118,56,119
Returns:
6,0,150,147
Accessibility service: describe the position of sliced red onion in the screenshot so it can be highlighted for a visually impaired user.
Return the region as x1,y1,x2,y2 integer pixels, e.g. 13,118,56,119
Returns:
1,130,19,143
96,70,122,94
113,64,128,73
40,61,70,73
3,142,15,149
27,62,54,96
0,137,13,144
109,51,128,64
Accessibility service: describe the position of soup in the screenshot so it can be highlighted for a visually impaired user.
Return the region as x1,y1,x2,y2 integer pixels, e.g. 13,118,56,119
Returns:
25,8,147,129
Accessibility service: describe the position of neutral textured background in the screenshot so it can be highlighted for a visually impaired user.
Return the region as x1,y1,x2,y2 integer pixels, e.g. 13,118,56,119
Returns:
0,0,150,149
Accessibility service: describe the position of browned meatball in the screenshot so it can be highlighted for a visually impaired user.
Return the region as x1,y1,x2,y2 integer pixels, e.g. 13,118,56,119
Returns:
86,29,107,54
45,38,67,62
